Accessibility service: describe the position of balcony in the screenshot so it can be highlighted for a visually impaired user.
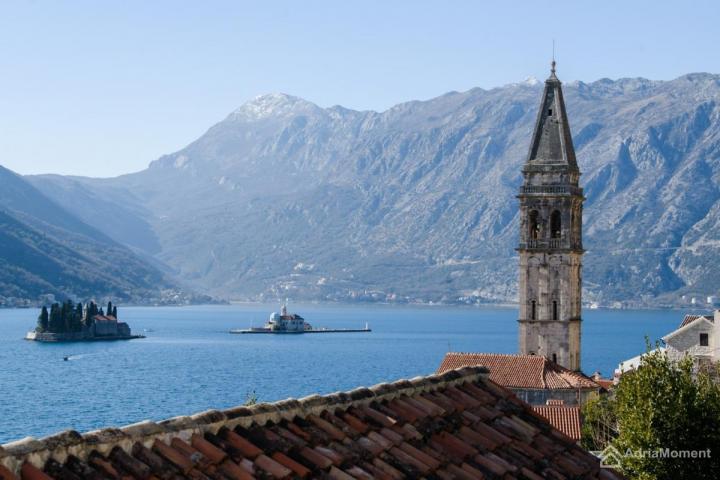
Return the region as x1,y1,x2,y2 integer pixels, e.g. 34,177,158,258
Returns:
518,239,582,251
518,185,583,196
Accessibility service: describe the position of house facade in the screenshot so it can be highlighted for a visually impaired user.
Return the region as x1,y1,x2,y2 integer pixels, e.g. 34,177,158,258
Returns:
663,311,719,366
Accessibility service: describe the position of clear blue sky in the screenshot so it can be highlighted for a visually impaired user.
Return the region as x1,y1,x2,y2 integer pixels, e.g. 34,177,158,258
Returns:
0,0,718,177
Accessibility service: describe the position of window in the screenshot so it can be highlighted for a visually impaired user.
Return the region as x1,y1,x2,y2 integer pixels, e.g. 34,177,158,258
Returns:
529,210,540,239
552,300,558,320
548,108,553,116
550,210,561,239
531,300,536,320
552,353,557,363
700,333,709,346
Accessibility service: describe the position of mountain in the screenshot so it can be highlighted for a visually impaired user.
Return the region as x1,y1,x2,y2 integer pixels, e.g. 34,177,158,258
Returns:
28,73,720,306
0,166,205,306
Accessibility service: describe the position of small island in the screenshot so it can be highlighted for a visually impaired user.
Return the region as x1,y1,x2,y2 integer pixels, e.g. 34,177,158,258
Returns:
25,301,144,342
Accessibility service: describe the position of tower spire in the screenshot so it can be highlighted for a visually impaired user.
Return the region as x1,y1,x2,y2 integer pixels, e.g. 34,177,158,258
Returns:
525,60,577,171
517,60,585,372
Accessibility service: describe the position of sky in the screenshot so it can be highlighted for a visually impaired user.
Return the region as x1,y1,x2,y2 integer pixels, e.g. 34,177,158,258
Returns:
0,0,718,178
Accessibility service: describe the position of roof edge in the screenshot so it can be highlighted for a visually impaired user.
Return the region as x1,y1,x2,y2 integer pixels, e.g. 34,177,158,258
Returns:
0,366,490,473
662,316,714,341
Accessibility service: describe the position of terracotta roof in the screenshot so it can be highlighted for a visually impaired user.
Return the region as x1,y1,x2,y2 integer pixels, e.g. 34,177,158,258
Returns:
594,378,615,390
437,352,601,390
679,314,713,328
0,367,620,479
532,404,582,441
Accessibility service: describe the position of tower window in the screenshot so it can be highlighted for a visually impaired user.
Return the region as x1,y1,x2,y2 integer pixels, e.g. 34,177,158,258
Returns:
529,210,540,239
553,300,558,320
700,333,709,346
531,300,536,320
548,108,553,116
550,210,561,239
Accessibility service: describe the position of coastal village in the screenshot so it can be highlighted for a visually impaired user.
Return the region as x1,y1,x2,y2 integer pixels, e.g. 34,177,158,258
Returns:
0,61,717,479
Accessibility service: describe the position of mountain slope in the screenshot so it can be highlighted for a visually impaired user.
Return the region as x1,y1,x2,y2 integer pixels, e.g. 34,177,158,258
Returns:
29,74,720,305
0,166,199,305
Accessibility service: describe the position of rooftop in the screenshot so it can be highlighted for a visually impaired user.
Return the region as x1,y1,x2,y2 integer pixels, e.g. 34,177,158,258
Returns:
679,314,713,328
437,353,601,390
0,367,620,479
531,403,582,441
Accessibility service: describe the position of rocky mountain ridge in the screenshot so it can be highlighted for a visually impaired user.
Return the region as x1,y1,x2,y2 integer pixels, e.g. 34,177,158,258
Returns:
28,72,720,306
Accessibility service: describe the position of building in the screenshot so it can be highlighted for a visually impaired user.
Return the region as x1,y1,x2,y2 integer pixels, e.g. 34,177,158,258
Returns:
532,400,582,442
434,63,598,440
616,311,720,379
438,352,601,406
614,347,665,381
0,367,621,479
517,61,584,372
663,311,718,367
92,314,132,337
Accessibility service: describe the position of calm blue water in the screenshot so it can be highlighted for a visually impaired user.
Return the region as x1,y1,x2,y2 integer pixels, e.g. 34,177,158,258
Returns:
0,304,684,444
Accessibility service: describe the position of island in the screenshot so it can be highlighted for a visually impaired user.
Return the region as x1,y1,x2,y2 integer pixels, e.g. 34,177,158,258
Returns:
230,303,371,334
25,301,144,342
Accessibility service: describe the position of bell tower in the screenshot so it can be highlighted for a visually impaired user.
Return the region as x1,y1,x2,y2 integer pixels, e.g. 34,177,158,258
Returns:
517,61,584,371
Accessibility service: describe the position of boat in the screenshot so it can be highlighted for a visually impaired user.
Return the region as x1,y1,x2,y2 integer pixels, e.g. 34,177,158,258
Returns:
229,303,371,334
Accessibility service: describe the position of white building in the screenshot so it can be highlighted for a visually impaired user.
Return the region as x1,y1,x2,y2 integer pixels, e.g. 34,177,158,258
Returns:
615,311,720,380
662,311,718,366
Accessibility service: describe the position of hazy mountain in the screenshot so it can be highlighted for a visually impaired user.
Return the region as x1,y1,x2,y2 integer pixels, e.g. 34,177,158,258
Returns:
29,73,720,306
0,166,204,305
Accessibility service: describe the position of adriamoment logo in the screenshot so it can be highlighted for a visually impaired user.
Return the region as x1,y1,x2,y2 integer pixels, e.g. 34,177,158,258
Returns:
592,445,712,468
594,445,623,469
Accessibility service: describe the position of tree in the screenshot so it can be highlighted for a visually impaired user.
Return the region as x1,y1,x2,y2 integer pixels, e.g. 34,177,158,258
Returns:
36,306,49,332
107,301,113,317
112,305,117,318
74,303,84,331
581,392,617,451
582,343,720,479
48,303,62,332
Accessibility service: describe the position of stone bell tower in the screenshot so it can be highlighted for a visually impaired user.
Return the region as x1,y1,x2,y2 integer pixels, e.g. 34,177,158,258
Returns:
517,61,584,371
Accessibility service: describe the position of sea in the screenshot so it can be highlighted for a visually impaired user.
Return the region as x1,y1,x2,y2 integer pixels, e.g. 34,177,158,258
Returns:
0,303,687,444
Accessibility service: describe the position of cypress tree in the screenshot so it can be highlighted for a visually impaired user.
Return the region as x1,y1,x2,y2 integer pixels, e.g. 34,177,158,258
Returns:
112,305,118,318
36,306,49,332
49,303,61,332
75,302,83,332
107,301,113,317
61,300,73,333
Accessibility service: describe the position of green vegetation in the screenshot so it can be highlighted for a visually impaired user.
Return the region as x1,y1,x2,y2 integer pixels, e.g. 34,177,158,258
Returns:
35,300,117,334
582,343,720,479
243,390,258,406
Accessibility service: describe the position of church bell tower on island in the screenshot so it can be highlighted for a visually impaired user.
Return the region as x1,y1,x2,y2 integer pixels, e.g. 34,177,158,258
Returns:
517,61,584,371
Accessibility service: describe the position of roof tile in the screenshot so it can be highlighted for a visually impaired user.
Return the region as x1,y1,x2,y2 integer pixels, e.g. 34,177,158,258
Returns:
271,452,310,478
2,367,620,480
218,460,254,480
438,352,600,390
221,430,263,459
0,465,16,480
532,404,582,441
254,454,291,479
